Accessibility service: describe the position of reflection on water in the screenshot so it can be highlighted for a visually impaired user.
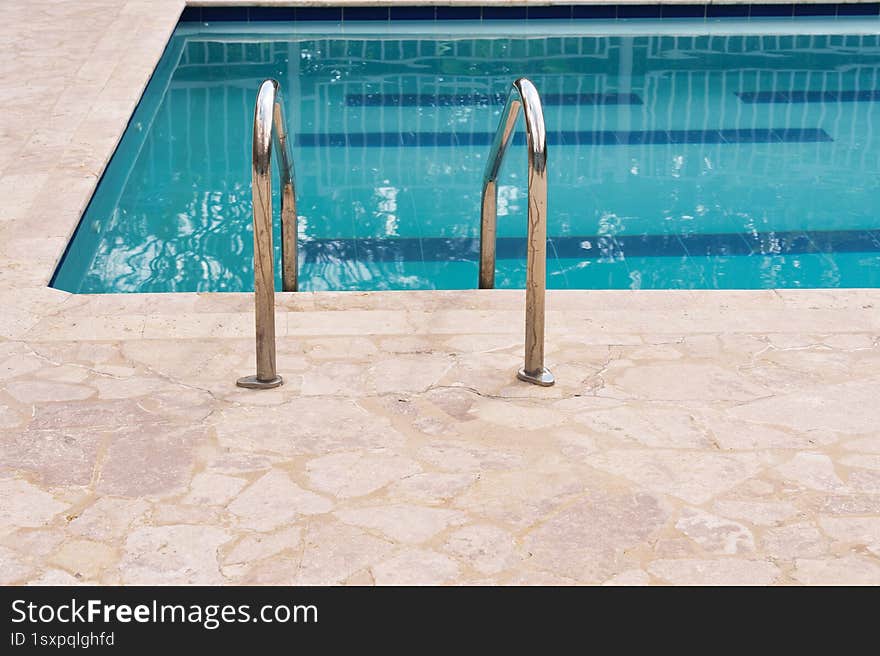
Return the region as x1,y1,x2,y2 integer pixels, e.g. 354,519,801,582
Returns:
54,29,880,292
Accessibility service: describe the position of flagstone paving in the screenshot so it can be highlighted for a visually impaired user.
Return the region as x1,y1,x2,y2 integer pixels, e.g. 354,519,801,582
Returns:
2,0,880,585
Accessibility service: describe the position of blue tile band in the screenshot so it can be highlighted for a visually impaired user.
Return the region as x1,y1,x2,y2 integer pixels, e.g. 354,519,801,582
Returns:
345,92,643,107
294,128,832,147
300,230,880,264
738,90,880,103
179,4,880,23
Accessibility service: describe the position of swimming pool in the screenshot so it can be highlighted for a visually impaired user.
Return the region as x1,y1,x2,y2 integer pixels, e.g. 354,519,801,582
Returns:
52,8,880,293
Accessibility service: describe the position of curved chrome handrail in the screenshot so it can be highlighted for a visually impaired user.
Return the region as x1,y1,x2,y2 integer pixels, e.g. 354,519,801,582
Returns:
479,78,554,387
237,79,298,390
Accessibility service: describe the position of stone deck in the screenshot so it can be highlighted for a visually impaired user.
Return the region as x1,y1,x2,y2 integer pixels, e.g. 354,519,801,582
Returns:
2,1,880,585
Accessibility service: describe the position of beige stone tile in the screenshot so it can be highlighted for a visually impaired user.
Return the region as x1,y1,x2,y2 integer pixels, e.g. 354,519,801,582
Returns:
761,523,829,561
0,479,67,530
68,497,149,542
843,436,880,454
574,404,715,449
27,569,91,586
775,453,847,493
608,362,773,402
307,451,422,499
214,399,406,457
675,507,755,555
4,380,94,403
840,454,880,472
294,520,394,585
183,472,247,506
792,555,880,585
118,525,232,585
811,494,880,516
0,528,66,560
228,469,333,531
818,516,880,557
143,313,283,340
288,310,410,336
522,489,667,583
26,315,146,342
589,449,768,505
648,559,781,585
334,504,467,543
443,524,518,575
0,427,102,487
468,396,566,430
601,569,652,586
223,527,302,567
149,504,224,526
712,500,799,527
305,337,378,360
848,470,880,494
96,425,210,498
705,414,838,451
50,539,117,580
372,548,461,585
730,381,880,435
387,472,478,505
418,441,525,473
0,545,34,584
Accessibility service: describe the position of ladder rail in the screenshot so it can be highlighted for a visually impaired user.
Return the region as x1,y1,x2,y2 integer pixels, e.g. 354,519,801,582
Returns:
479,78,554,387
237,78,298,390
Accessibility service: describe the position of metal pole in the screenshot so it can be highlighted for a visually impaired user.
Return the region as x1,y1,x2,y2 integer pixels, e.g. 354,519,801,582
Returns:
274,100,298,293
479,78,554,387
237,79,297,389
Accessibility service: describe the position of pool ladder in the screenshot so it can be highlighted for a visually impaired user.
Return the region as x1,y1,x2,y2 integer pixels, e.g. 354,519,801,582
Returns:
237,77,553,388
479,78,554,386
236,79,296,390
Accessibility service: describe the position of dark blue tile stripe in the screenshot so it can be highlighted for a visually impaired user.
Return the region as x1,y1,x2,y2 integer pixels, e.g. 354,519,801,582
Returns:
179,4,880,23
300,229,880,264
838,3,880,15
662,5,708,18
738,90,880,103
794,3,838,15
572,5,617,19
294,128,832,148
618,5,663,19
390,6,436,21
748,3,795,17
345,92,642,107
483,6,528,20
706,4,750,17
342,7,391,21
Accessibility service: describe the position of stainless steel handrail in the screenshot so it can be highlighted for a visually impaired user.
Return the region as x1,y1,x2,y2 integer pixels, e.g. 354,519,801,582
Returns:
237,79,298,390
479,78,554,387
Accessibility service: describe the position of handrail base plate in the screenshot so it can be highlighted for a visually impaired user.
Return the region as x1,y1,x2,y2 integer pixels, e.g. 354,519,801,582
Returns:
236,374,284,389
517,367,555,387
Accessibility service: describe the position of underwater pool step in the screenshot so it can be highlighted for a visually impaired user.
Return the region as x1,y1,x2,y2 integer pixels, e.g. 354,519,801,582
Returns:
737,90,880,103
345,92,642,107
295,128,832,147
300,229,879,263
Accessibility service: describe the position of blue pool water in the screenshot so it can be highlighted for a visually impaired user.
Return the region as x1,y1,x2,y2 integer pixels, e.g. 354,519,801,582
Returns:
53,16,880,293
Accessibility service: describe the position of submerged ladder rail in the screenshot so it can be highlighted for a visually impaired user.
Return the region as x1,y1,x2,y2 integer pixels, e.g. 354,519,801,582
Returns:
479,78,554,387
237,79,298,390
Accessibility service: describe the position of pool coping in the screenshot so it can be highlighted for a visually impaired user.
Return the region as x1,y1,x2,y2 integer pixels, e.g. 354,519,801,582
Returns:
4,0,879,342
5,0,880,334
